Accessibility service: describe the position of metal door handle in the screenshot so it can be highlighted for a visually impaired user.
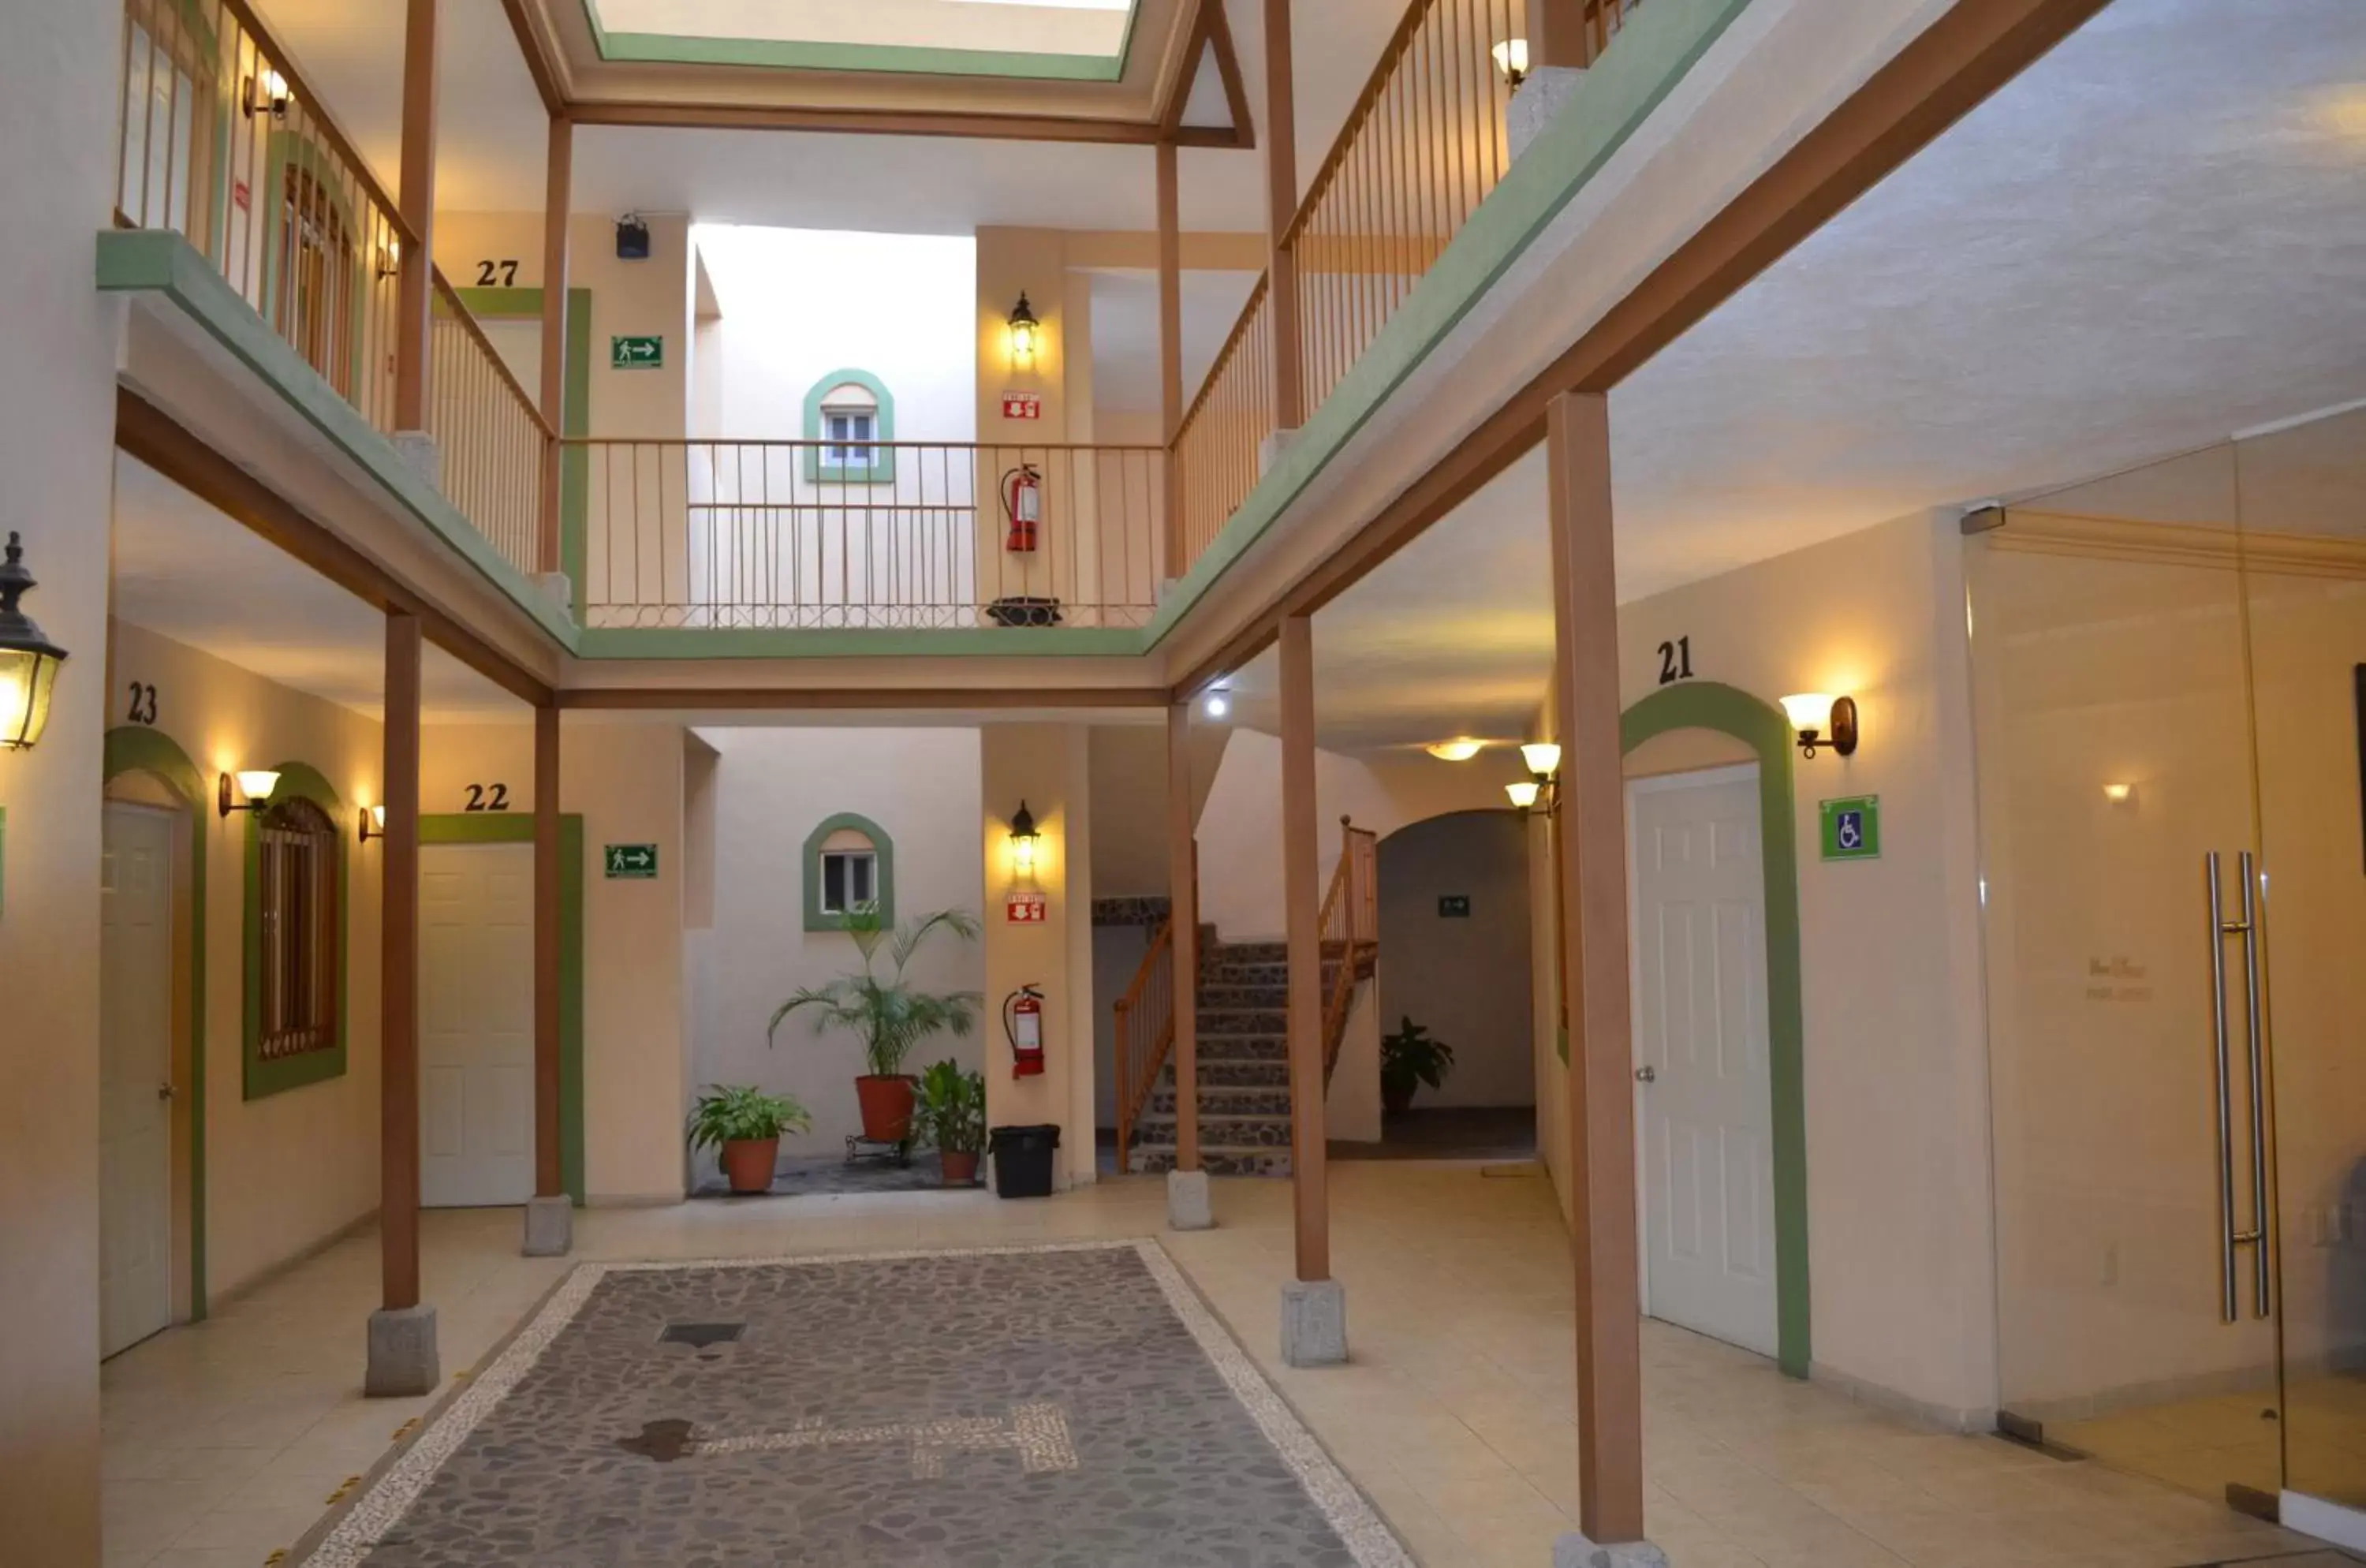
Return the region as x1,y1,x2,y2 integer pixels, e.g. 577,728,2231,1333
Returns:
2207,853,2240,1324
1634,1066,1655,1084
156,1081,175,1101
2237,853,2271,1320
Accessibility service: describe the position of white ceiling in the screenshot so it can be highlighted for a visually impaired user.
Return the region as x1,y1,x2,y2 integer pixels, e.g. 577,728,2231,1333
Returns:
110,455,524,723
1220,0,2366,754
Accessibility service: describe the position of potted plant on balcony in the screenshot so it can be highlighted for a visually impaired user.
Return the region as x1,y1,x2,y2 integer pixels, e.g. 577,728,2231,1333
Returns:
688,1085,812,1196
1380,1015,1456,1116
769,908,982,1145
910,1058,988,1186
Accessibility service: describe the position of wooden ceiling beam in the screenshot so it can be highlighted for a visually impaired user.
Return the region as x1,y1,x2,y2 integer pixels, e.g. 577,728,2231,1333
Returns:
558,686,1170,711
569,99,1247,147
1202,2,1256,148
499,0,568,118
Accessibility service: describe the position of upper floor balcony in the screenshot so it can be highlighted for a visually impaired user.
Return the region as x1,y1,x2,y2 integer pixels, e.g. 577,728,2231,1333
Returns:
103,0,1706,661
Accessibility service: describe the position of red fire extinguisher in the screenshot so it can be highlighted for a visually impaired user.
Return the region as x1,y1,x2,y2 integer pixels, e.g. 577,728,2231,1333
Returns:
1005,984,1046,1077
1002,463,1042,553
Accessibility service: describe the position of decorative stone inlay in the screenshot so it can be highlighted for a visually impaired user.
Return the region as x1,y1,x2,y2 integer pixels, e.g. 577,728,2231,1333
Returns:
296,1241,1411,1568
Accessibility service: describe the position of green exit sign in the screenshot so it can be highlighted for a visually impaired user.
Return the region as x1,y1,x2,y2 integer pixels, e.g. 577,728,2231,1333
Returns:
604,843,659,879
610,334,663,370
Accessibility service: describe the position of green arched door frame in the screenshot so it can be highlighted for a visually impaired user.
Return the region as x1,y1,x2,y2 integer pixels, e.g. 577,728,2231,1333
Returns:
1620,681,1810,1378
103,725,211,1322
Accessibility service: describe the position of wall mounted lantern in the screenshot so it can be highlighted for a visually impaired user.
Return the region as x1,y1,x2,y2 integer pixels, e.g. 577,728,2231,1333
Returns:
1780,693,1859,760
1009,800,1041,882
0,532,69,752
1506,741,1562,813
1424,738,1484,762
218,768,282,818
1491,39,1529,87
242,68,289,120
1006,292,1042,366
358,805,386,842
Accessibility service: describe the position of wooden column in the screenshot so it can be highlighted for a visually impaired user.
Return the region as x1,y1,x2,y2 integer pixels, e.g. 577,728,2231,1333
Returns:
533,704,562,1199
1166,700,1200,1172
1546,390,1644,1543
391,0,439,432
1279,614,1329,1280
536,115,573,574
381,611,424,1311
1156,140,1184,578
1531,0,1601,69
1261,0,1303,428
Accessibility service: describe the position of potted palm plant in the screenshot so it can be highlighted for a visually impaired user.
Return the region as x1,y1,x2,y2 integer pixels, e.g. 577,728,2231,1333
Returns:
1380,1016,1456,1115
909,1058,987,1186
688,1085,812,1196
769,908,982,1144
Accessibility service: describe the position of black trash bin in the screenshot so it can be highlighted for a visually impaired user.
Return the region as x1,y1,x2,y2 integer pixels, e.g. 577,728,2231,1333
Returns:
987,1123,1062,1199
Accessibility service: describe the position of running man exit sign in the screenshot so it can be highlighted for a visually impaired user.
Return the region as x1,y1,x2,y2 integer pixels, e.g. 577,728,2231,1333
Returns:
604,843,659,879
610,334,663,370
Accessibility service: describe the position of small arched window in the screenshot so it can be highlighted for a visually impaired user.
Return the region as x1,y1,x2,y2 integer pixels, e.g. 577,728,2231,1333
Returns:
257,795,340,1061
804,812,896,931
801,369,896,483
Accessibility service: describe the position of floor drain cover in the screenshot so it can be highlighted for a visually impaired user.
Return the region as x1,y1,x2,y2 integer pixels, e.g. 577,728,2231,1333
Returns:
658,1322,745,1350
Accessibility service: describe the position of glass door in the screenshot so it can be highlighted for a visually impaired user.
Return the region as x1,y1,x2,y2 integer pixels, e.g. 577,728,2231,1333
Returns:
1972,439,2282,1510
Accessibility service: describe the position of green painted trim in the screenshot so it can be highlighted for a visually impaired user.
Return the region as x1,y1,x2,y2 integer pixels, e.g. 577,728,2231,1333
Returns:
573,625,1148,659
1140,0,1755,655
103,726,211,1322
239,761,350,1101
802,812,895,932
447,286,595,621
800,368,897,485
1620,680,1810,1380
95,230,583,656
419,813,587,1204
578,0,1129,80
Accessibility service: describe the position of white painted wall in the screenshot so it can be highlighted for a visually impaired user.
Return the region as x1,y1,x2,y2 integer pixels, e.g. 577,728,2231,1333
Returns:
688,726,987,1168
1532,508,1997,1427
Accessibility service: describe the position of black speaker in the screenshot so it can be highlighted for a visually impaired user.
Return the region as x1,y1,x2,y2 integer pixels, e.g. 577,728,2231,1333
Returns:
615,215,650,260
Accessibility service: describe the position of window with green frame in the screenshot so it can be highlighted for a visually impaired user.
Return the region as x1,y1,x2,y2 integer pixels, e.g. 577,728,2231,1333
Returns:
803,812,896,932
801,369,896,484
244,763,349,1099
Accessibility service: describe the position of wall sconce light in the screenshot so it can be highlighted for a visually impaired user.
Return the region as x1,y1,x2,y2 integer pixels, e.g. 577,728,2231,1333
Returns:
243,68,289,120
1009,800,1041,881
1491,38,1528,87
0,532,69,752
375,237,401,280
359,805,386,842
2103,782,2137,808
1006,292,1042,366
1507,741,1562,813
1424,738,1484,762
218,768,282,818
1780,693,1859,760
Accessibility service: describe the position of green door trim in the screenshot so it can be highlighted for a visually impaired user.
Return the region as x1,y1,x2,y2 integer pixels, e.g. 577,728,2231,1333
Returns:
419,813,587,1204
241,761,351,1100
103,726,211,1322
1621,680,1811,1379
450,285,594,622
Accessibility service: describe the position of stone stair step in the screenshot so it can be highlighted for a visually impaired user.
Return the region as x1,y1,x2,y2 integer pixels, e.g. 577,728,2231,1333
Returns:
1134,1111,1292,1148
1151,1084,1291,1116
1129,1144,1290,1178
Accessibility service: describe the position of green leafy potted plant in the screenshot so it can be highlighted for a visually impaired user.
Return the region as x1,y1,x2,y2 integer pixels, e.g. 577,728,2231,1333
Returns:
909,1058,988,1186
769,908,982,1144
1381,1016,1455,1115
688,1085,812,1196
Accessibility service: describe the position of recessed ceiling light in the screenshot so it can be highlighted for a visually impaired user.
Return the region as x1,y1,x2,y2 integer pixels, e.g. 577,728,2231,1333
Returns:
1424,738,1484,761
1203,693,1230,719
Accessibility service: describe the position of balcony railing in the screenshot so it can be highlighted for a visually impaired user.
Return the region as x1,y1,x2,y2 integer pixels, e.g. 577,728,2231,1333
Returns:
574,440,1167,632
116,0,550,583
1172,0,1644,577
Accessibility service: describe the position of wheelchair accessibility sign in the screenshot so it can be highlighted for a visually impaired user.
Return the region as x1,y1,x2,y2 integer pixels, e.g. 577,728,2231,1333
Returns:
1819,796,1881,862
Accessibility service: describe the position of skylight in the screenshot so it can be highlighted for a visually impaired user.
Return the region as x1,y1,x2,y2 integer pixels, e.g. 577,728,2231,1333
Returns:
583,0,1140,80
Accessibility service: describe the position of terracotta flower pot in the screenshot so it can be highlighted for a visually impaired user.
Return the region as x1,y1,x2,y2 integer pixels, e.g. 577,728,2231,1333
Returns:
855,1074,917,1143
940,1149,981,1187
719,1136,780,1195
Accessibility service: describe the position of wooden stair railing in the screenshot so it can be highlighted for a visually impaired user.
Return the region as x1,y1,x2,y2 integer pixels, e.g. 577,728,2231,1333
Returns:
1112,915,1177,1168
1320,816,1379,1080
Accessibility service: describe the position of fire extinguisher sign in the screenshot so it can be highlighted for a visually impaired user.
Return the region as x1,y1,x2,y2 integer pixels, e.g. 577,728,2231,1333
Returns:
1001,390,1042,420
1006,890,1048,924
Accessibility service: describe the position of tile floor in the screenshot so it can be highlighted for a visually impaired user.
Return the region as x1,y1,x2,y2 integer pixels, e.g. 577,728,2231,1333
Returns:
102,1162,2349,1568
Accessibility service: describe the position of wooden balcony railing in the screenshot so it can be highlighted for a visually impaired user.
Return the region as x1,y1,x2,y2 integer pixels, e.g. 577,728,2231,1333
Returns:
1112,917,1177,1169
573,439,1167,631
116,0,552,581
1171,0,1645,577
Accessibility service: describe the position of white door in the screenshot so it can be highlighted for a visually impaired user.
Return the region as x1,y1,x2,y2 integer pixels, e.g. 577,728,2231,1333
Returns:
420,842,535,1207
100,804,176,1358
1628,764,1778,1357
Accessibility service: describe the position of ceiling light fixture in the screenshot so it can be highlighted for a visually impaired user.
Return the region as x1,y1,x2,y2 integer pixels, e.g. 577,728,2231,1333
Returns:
0,532,69,752
1424,738,1484,762
1779,693,1859,760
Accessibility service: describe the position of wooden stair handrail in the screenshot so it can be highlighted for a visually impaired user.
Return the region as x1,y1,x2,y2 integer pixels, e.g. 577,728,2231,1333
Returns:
1114,915,1177,1167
